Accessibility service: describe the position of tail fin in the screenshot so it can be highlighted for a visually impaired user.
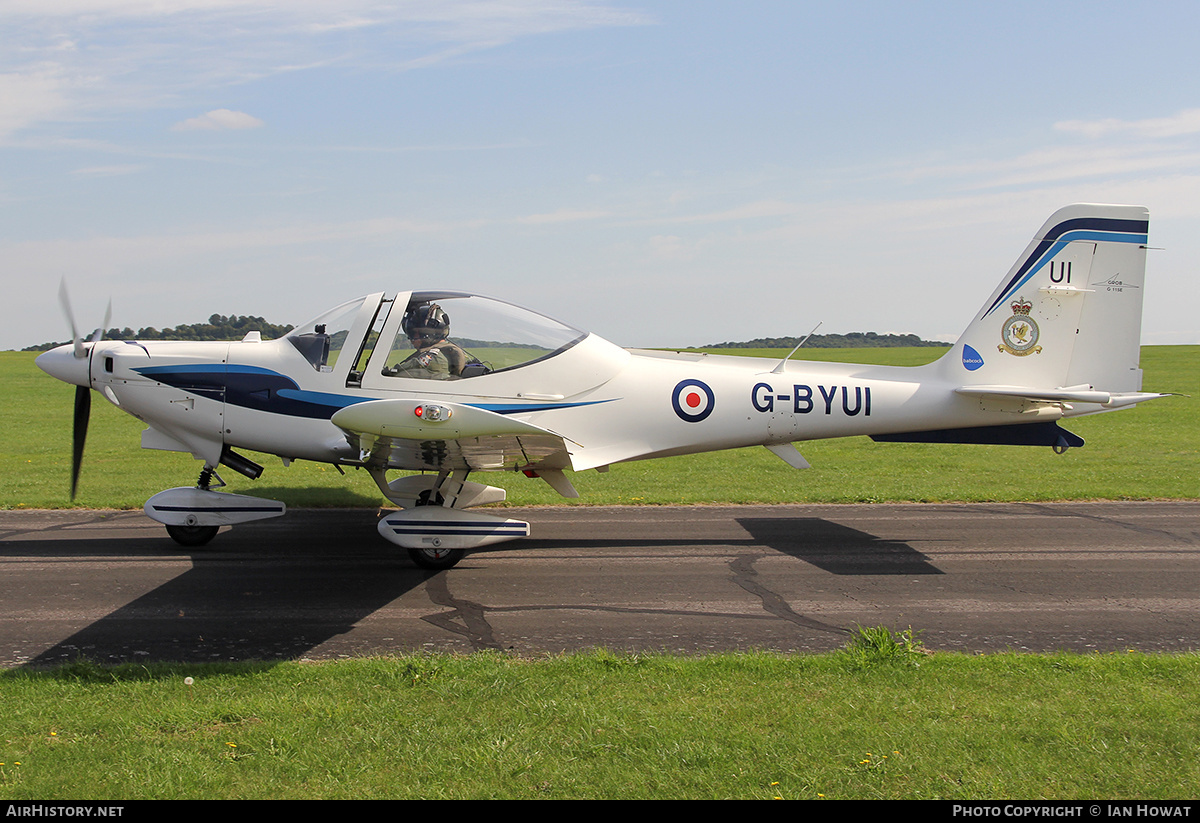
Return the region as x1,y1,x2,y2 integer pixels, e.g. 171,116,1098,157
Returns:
946,204,1149,392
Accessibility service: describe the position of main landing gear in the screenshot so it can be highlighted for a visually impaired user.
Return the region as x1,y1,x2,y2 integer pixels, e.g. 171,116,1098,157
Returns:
406,544,466,571
165,522,220,547
370,468,530,570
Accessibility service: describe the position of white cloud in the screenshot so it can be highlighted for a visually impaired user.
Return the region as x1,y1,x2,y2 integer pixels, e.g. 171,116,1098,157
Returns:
0,69,70,140
516,208,610,225
71,163,145,176
654,199,800,225
171,109,264,132
897,144,1200,192
1054,108,1200,140
0,2,653,139
646,234,690,260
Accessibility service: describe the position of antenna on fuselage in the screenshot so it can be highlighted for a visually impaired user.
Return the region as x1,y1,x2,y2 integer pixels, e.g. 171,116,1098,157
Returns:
770,322,821,374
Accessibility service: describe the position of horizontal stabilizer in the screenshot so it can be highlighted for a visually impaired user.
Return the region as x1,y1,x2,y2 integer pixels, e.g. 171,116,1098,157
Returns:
957,386,1173,409
871,421,1084,449
956,385,1112,404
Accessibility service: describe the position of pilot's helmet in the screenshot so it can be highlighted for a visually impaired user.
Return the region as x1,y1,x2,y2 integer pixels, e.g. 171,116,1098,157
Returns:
402,303,450,340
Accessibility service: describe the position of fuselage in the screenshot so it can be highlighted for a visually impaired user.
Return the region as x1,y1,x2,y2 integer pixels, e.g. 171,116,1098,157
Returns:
36,302,1074,479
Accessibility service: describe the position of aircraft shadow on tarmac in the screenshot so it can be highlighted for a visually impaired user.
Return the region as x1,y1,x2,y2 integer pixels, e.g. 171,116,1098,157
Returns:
4,519,438,669
519,517,942,577
736,517,943,576
4,514,940,668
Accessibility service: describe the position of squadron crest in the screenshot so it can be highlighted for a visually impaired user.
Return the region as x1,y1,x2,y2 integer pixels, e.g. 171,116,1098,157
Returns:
999,298,1042,356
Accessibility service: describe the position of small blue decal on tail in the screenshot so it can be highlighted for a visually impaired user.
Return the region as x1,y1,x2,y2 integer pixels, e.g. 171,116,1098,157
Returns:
962,344,985,371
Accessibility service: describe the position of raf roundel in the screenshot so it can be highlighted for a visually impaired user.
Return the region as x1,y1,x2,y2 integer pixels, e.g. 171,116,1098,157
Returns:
672,379,715,423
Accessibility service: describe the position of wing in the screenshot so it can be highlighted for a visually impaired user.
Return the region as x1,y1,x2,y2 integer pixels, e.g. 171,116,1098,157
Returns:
331,398,575,473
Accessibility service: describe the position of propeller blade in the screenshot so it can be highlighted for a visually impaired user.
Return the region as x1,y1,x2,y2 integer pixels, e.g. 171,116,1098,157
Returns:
91,299,112,346
55,280,110,499
58,280,85,359
71,385,90,500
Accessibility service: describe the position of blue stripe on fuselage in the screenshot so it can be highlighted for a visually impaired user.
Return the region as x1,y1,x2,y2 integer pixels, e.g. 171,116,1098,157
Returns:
134,364,370,419
466,400,615,414
132,364,613,420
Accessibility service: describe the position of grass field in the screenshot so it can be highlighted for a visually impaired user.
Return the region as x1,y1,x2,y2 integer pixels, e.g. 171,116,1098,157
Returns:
2,641,1199,800
2,348,1198,800
2,346,1195,509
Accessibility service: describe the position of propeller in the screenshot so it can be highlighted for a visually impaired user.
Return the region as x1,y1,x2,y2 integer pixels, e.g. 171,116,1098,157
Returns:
54,280,111,500
58,280,84,360
71,385,90,500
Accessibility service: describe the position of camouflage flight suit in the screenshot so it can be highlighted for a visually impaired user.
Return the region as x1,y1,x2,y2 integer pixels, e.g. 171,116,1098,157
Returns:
385,340,466,379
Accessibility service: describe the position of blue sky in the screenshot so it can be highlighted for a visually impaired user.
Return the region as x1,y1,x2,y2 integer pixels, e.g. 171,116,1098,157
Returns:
3,1,1199,351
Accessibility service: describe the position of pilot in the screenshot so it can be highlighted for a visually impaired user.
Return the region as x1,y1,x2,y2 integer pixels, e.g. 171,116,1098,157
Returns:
382,303,467,379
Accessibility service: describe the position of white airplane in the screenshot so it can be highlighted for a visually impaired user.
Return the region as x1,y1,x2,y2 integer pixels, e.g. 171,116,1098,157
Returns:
37,204,1169,569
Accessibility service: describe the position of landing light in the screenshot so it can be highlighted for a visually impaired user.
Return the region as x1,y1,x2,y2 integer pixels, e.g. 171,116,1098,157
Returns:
415,404,452,422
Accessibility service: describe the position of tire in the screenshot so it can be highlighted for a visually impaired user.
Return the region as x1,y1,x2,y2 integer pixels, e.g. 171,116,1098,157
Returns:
406,546,465,570
165,524,219,547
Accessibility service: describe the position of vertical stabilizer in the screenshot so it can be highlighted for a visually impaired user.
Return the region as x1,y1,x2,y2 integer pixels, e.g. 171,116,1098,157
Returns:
944,204,1149,392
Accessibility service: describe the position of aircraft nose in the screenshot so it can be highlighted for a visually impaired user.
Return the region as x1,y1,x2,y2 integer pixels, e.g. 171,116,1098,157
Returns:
35,344,91,388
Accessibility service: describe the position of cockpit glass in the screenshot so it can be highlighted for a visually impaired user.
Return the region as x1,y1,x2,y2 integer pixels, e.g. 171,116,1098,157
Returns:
381,292,585,380
286,296,367,372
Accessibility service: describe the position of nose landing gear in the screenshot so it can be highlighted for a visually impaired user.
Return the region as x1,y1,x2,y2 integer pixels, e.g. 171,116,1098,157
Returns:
144,465,286,548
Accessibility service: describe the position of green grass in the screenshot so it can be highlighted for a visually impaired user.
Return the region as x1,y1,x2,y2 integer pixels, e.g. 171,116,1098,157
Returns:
3,347,1195,509
1,647,1197,799
3,350,1197,800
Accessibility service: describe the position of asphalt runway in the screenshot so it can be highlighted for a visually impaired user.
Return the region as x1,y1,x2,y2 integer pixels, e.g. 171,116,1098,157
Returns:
1,501,1198,667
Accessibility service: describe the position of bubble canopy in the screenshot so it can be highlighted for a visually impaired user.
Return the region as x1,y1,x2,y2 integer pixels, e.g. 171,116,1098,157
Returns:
286,291,587,379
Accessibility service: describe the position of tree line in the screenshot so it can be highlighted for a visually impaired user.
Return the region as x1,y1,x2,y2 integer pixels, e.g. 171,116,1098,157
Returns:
23,314,294,351
704,331,949,349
